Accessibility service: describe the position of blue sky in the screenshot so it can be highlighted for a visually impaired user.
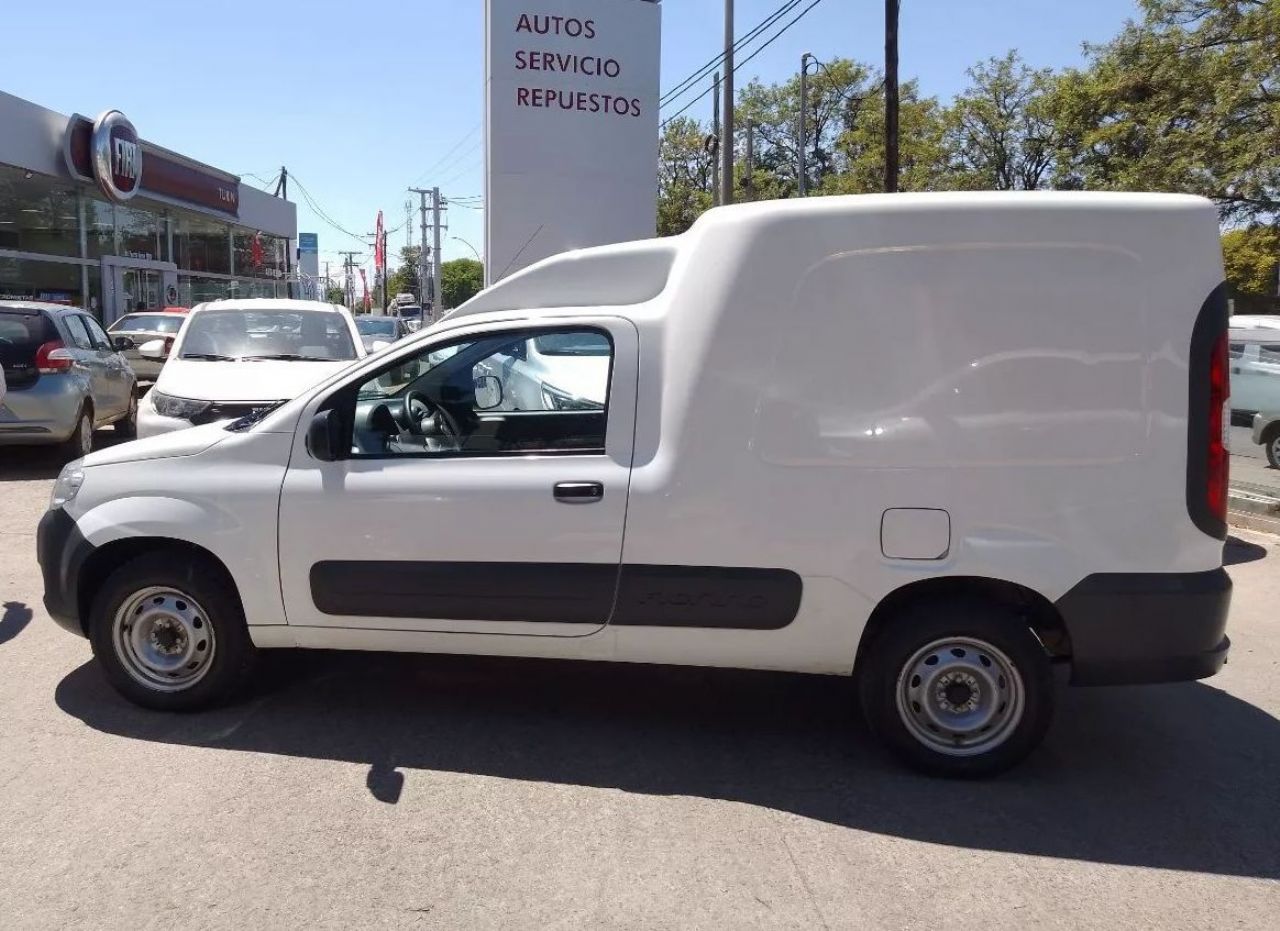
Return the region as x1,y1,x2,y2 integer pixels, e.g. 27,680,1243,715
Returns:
2,0,1136,278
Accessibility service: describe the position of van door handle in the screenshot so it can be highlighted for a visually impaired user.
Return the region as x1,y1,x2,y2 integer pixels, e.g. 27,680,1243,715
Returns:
554,481,603,503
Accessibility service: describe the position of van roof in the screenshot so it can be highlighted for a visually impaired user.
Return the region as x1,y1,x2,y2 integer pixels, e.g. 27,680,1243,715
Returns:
446,191,1215,323
192,298,344,314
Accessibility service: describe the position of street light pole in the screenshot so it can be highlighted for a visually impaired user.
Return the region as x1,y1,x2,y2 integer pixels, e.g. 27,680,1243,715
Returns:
798,52,813,196
451,236,481,261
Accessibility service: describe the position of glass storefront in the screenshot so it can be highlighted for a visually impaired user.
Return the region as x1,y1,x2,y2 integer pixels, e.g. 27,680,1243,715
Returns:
0,162,291,321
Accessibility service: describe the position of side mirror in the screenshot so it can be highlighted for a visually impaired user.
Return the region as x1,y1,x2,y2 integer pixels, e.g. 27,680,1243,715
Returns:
474,374,504,410
138,338,169,360
112,335,135,352
307,409,346,462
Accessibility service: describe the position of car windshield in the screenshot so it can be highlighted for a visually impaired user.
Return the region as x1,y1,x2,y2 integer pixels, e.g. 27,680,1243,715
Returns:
178,309,357,361
356,317,398,337
108,313,185,334
357,343,469,399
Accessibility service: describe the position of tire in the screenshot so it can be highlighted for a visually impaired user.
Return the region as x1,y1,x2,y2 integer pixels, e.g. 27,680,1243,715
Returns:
114,391,138,438
88,550,256,711
60,406,93,461
1265,429,1280,470
858,598,1055,777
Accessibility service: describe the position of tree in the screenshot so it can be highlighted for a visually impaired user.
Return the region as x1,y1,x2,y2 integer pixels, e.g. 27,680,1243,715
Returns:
324,285,345,305
441,258,484,309
657,116,715,235
1222,226,1280,313
943,52,1059,190
385,246,421,302
823,80,950,194
1046,0,1280,222
737,58,878,194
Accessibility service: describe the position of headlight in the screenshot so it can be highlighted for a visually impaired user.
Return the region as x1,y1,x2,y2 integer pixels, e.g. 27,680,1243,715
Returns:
49,463,84,510
150,390,212,420
541,383,602,412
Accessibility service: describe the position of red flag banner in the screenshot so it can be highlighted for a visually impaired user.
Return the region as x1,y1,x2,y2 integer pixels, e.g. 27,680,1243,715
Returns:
375,211,385,272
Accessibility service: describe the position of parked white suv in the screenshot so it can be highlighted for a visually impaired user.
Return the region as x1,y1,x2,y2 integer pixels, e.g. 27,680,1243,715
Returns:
137,299,364,436
39,193,1233,776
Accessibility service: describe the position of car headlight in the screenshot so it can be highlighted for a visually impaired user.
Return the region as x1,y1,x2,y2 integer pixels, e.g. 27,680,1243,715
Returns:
49,463,84,510
541,383,602,412
150,390,212,420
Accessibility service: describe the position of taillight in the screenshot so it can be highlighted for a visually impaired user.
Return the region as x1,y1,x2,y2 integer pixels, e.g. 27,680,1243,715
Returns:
1206,330,1229,526
35,340,74,374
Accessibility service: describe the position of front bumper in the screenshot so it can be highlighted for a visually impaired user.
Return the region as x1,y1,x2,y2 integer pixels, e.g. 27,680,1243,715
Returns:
1056,568,1231,685
36,506,94,637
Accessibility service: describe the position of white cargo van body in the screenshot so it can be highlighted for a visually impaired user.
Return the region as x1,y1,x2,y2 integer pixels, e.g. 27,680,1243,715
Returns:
40,193,1232,775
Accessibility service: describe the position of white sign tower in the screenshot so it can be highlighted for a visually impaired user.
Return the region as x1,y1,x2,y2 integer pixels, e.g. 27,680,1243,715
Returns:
484,0,661,285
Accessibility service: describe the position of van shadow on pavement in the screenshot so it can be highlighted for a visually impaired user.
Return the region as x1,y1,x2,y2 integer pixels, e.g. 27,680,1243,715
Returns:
0,433,126,482
56,645,1279,880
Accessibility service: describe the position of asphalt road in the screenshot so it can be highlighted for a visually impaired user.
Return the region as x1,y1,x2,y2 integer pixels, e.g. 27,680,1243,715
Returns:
1,442,1278,929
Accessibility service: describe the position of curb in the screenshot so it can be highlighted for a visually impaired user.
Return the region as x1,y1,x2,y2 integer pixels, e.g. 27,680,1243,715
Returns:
1228,484,1280,535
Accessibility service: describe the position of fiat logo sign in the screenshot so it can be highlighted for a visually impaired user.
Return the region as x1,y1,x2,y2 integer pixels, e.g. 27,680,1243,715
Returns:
90,110,142,202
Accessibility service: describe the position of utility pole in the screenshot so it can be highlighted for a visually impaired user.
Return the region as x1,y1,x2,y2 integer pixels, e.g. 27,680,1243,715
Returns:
432,187,444,320
721,0,735,206
405,200,414,251
338,250,360,311
408,188,431,306
884,0,900,193
274,166,295,297
324,260,330,301
711,71,721,206
798,53,813,196
744,119,755,201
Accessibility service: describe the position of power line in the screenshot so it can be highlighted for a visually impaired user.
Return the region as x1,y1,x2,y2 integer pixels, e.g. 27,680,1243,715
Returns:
289,173,369,245
660,0,804,108
410,122,482,186
661,0,829,130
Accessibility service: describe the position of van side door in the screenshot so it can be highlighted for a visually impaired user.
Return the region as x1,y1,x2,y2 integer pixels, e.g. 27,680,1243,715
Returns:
276,317,638,636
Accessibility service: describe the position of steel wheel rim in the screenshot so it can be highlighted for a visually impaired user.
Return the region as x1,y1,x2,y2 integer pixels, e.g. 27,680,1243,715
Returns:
895,636,1025,757
1271,436,1280,465
112,586,216,691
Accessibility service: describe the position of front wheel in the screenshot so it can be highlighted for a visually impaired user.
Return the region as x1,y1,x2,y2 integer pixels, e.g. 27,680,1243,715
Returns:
114,391,138,438
858,599,1055,776
88,551,256,711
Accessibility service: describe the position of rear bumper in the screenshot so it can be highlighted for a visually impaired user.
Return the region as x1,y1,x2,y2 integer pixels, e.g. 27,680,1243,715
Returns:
0,377,84,444
1056,568,1231,686
36,506,93,637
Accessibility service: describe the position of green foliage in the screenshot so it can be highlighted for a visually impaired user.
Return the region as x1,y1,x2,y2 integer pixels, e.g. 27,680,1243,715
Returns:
441,258,484,309
324,286,345,305
385,246,422,303
1222,227,1280,296
823,80,949,194
944,52,1059,190
658,116,715,236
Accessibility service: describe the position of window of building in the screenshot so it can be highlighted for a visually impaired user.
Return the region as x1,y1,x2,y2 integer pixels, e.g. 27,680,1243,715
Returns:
117,204,163,261
173,212,230,275
83,192,116,259
177,274,233,305
0,256,85,305
0,165,80,257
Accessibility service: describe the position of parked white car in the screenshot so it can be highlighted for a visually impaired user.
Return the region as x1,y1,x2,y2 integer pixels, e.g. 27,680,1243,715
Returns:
1228,327,1280,417
137,299,365,437
40,193,1233,777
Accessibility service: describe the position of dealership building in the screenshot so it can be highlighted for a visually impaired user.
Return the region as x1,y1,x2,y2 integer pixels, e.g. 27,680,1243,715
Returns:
0,91,296,324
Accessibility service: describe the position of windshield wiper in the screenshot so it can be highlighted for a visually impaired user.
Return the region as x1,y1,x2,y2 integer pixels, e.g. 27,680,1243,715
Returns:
240,353,337,362
180,353,238,361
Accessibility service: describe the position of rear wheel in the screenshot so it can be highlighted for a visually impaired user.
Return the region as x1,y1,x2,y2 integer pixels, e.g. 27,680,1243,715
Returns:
858,599,1054,776
60,407,93,461
88,551,256,711
1265,428,1280,469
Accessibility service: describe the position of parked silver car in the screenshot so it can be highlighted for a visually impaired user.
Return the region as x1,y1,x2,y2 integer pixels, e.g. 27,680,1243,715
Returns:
1252,411,1280,469
0,301,138,458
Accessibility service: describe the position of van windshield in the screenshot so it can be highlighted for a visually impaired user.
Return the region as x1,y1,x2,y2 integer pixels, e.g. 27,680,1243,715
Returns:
179,309,357,361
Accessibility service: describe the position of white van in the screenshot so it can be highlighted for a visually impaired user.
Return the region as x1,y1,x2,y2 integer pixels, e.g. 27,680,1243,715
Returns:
1228,327,1280,417
38,193,1232,775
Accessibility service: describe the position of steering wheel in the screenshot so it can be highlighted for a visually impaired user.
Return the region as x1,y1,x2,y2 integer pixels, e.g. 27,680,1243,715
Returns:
402,390,460,438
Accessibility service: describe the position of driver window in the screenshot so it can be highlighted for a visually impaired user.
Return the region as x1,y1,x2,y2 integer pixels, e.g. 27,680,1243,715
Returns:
348,327,612,458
